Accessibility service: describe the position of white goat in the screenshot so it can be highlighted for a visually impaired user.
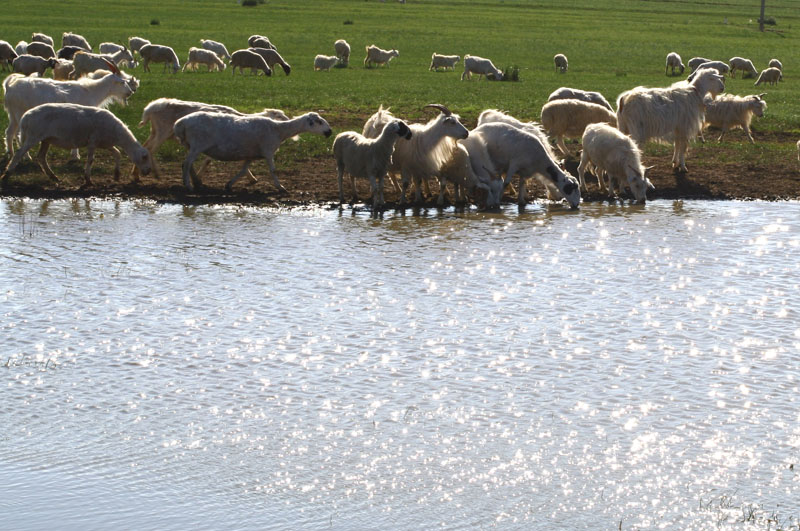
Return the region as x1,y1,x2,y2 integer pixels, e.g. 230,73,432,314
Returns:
1,41,19,71
701,93,766,143
578,123,653,202
554,53,568,73
182,47,226,72
128,37,150,56
3,63,137,156
754,67,782,86
136,97,289,179
616,67,725,172
768,58,782,71
62,32,91,51
173,111,332,192
665,52,685,75
12,55,55,76
26,41,56,59
31,33,54,47
461,54,503,81
364,45,398,67
248,47,291,75
314,54,339,71
540,99,617,155
230,49,271,76
362,104,469,205
200,39,231,60
688,57,712,72
333,120,413,209
547,87,614,112
430,53,460,71
1,103,151,188
334,39,350,65
139,44,180,73
729,57,758,78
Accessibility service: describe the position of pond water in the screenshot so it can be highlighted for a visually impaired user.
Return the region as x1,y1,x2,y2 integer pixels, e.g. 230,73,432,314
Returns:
1,198,799,530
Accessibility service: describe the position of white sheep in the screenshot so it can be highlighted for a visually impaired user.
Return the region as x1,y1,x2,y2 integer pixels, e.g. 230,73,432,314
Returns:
99,42,125,55
701,93,766,143
768,58,782,71
0,41,19,71
1,103,151,188
688,56,712,72
139,44,180,73
754,67,782,86
665,52,685,75
540,99,617,155
12,55,56,77
547,87,614,112
729,57,758,78
173,111,332,192
429,53,460,71
616,67,725,172
26,41,56,59
334,39,350,65
438,138,504,206
182,47,226,72
314,54,339,71
364,45,398,68
31,33,54,47
692,60,729,76
200,39,231,61
71,50,135,78
15,41,28,57
128,36,150,56
554,53,568,73
62,32,91,52
578,122,653,202
230,49,271,76
461,54,503,81
248,47,291,75
333,119,413,209
248,35,276,50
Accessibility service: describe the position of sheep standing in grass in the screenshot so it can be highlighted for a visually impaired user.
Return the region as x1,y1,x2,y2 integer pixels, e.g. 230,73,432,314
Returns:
72,51,134,78
15,41,28,57
692,60,729,77
0,41,18,71
688,57,712,72
57,46,85,60
547,87,614,112
701,93,766,143
333,120,413,209
26,42,56,60
173,111,331,192
334,39,350,65
769,58,782,71
248,35,276,50
52,59,74,80
616,67,725,172
1,103,151,188
364,45,398,67
554,53,568,73
182,47,226,72
314,55,339,71
12,55,57,77
31,33,54,47
430,53,460,71
230,49,271,76
139,44,180,73
128,37,150,56
729,57,758,78
540,99,617,155
665,52,685,75
62,32,91,52
200,39,230,61
461,55,503,81
248,47,291,75
754,67,782,86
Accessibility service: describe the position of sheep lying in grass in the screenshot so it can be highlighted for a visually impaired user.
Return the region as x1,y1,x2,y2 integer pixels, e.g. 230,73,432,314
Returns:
334,39,350,65
701,93,766,143
754,67,782,86
540,99,617,155
547,87,614,112
1,103,151,188
333,119,413,209
729,57,758,78
430,53,460,71
554,53,568,73
665,52,685,75
182,47,226,72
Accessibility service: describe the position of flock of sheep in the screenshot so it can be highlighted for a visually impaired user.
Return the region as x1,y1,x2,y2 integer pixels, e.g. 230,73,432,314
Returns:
0,31,794,210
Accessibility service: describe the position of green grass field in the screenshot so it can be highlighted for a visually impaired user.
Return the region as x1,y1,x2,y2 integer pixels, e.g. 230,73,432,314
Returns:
1,0,799,169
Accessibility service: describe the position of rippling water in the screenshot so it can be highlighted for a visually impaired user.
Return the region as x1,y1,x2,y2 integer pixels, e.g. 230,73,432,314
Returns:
1,198,799,530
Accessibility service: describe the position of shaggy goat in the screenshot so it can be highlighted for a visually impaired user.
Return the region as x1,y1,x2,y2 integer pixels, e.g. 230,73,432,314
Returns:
200,39,231,60
547,87,614,112
729,57,758,79
248,47,291,75
314,54,339,71
754,67,782,86
173,111,331,192
665,52,685,75
1,103,151,188
230,49,271,76
540,99,617,155
364,45,398,67
701,93,766,143
334,39,350,65
554,53,568,73
616,67,725,172
12,55,56,77
461,54,503,81
139,44,180,73
183,47,226,72
62,32,91,51
430,53,460,71
0,41,18,71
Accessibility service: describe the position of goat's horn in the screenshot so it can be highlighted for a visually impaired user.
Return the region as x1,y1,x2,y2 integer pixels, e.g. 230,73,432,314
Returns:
424,103,452,116
101,57,121,75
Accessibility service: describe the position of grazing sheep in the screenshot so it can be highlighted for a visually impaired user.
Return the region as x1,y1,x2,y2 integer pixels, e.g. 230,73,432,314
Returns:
128,36,150,56
71,50,136,78
99,42,125,55
135,97,289,179
96,44,136,68
691,60,729,77
200,39,231,61
139,44,180,73
729,57,758,78
333,119,413,209
768,58,782,71
616,67,725,172
26,41,56,59
314,54,339,71
248,35,276,50
334,39,350,65
665,52,685,75
460,54,503,81
173,111,332,192
52,59,74,80
182,47,226,72
230,49,271,76
540,99,617,155
62,32,91,51
429,53,460,71
247,47,291,75
554,53,568,73
578,122,653,202
1,103,151,187
0,40,18,71
364,45,399,67
12,55,57,77
688,57,712,72
57,45,85,60
15,41,28,57
547,87,614,112
31,33,54,47
701,93,766,143
754,67,782,86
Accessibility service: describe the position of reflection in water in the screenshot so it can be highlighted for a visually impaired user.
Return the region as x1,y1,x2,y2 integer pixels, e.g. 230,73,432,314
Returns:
1,199,799,530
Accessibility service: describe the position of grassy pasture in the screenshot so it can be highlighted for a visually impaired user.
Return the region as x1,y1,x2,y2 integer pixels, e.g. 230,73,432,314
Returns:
1,0,799,175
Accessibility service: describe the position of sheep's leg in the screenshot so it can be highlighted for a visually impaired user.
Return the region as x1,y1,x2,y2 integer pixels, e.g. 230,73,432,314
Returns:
743,125,755,144
265,156,288,193
225,161,253,192
413,175,424,204
2,139,39,185
349,174,358,203
368,173,379,210
378,174,385,206
577,152,590,192
399,169,411,205
437,176,447,206
182,152,201,191
4,116,18,156
717,128,728,142
336,162,346,204
82,146,96,188
517,174,527,206
555,135,569,155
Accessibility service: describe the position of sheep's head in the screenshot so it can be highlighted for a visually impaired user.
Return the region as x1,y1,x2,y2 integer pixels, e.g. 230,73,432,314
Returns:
392,120,412,140
133,147,152,176
547,165,580,209
305,113,332,137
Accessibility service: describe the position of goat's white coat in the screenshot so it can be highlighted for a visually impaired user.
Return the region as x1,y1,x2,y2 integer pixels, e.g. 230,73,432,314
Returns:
578,122,652,201
139,44,180,73
702,93,766,143
364,45,398,67
461,54,503,81
547,87,614,111
540,99,617,155
183,47,226,72
665,52,685,75
729,57,758,78
314,54,339,71
754,67,782,86
430,53,460,71
200,39,231,60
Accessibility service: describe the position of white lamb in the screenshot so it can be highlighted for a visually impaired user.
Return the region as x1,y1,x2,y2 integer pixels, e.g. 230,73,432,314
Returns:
1,103,151,188
754,67,782,86
182,47,226,72
334,39,350,65
200,39,230,61
554,53,568,73
547,87,614,112
578,122,653,202
364,45,398,67
665,52,685,75
429,53,460,71
461,54,503,81
701,93,766,143
173,111,332,192
314,54,339,71
333,119,413,209
540,99,617,155
729,57,758,78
